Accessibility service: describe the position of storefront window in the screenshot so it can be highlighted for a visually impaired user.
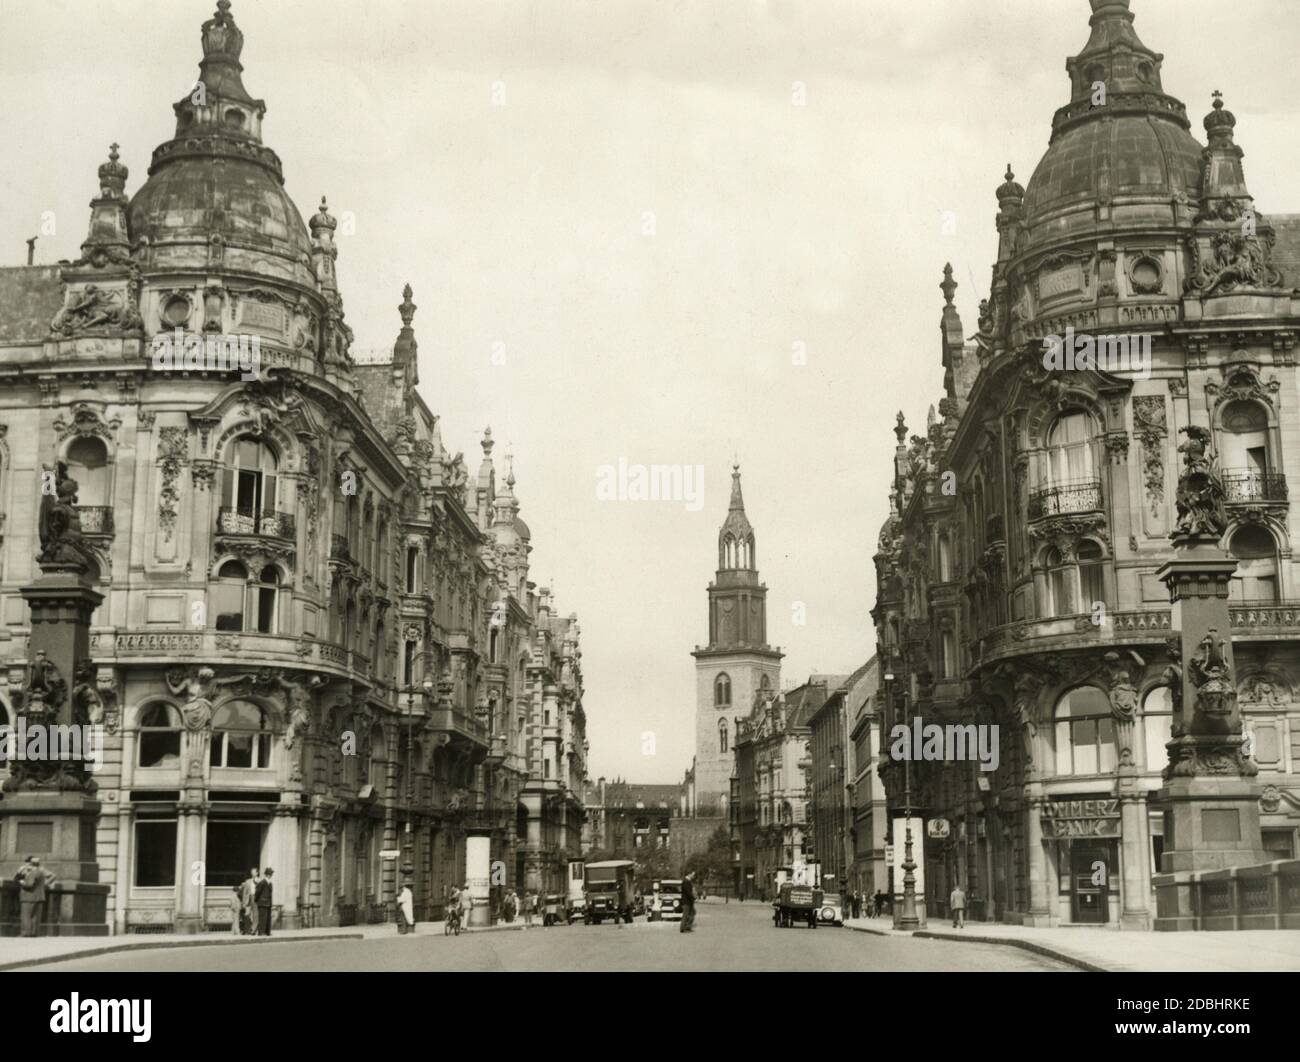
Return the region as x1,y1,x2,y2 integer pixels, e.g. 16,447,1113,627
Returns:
134,819,177,887
1054,686,1115,776
138,703,182,768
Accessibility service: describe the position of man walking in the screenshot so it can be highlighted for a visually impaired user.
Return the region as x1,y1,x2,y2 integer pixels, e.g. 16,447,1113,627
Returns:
15,856,57,938
679,872,696,933
949,880,966,929
459,883,473,931
255,866,274,936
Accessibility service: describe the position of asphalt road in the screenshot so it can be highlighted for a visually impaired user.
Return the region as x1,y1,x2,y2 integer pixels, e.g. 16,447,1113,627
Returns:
27,902,1076,972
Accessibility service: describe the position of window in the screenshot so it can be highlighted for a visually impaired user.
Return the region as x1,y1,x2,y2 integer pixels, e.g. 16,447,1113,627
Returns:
212,559,248,631
254,565,280,634
405,546,419,594
134,819,178,887
210,700,272,769
718,719,729,754
1229,526,1278,603
1045,548,1070,617
403,641,416,687
1221,400,1269,473
221,437,278,517
374,621,385,680
1045,412,1094,484
940,629,956,678
760,674,771,692
66,436,109,507
1054,686,1115,776
1078,541,1105,611
937,534,952,582
138,703,182,768
714,673,731,708
1142,686,1173,775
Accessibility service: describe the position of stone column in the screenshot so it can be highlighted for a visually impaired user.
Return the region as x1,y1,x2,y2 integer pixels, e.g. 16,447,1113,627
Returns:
1118,786,1152,929
270,804,303,928
175,800,206,934
1022,789,1054,927
1152,438,1267,931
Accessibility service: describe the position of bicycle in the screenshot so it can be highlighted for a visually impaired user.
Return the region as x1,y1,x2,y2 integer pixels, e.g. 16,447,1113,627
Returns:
445,906,461,936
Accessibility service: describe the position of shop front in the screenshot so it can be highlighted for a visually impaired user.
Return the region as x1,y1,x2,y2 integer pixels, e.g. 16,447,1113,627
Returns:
1041,796,1122,925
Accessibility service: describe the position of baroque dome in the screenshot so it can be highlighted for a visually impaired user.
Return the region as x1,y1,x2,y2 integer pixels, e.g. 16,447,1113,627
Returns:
127,2,314,275
1019,0,1203,245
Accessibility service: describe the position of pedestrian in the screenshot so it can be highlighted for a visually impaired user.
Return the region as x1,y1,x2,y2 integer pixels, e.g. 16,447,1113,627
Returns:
15,855,57,938
229,885,243,936
850,891,860,920
459,883,473,930
239,867,259,935
255,866,274,936
950,881,966,929
522,889,534,928
397,880,414,934
873,889,886,918
679,872,696,933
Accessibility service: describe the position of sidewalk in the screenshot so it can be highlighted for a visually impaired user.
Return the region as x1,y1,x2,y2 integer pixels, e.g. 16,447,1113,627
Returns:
0,917,526,972
841,915,1300,972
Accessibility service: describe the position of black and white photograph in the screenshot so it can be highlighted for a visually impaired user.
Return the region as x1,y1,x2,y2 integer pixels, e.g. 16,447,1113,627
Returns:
0,0,1299,1038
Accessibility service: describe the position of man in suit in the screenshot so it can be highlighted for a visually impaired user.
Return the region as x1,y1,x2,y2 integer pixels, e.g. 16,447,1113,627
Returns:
15,856,57,938
255,866,274,936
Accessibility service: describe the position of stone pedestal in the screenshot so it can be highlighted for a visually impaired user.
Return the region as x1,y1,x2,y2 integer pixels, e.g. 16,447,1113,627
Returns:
0,560,110,936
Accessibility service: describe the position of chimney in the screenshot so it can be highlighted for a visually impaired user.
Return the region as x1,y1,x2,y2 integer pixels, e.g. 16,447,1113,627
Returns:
26,237,36,265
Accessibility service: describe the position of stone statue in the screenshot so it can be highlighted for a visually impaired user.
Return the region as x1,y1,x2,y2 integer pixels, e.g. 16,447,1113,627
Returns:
72,660,103,727
25,650,67,719
167,666,217,731
1102,650,1143,766
51,284,125,334
1188,629,1236,736
1162,636,1184,736
37,463,95,568
1173,426,1227,537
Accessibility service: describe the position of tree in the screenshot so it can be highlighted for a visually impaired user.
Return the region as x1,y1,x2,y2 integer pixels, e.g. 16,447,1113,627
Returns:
683,825,732,891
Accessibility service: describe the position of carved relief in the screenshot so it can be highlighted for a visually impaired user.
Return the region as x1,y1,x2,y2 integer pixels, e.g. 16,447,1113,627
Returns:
157,427,190,542
1132,395,1168,519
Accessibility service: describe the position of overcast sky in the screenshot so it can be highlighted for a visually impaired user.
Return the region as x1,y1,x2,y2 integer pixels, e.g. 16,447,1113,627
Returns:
3,0,1298,783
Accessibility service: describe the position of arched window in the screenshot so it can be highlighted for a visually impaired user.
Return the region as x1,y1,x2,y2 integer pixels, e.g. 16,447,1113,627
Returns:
714,673,731,708
137,703,182,768
1044,547,1070,617
66,436,110,508
1141,686,1173,775
940,628,957,678
254,565,280,634
1045,411,1095,485
374,620,386,680
344,600,357,651
1054,686,1115,776
221,437,278,524
213,559,248,631
375,517,388,577
760,674,771,692
210,700,271,769
1229,525,1278,602
1221,400,1270,495
747,534,756,570
405,546,419,594
1077,540,1105,611
718,719,729,754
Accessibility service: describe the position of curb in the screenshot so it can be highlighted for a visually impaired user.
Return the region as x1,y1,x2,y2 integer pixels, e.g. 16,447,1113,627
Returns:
842,921,1108,972
0,932,365,972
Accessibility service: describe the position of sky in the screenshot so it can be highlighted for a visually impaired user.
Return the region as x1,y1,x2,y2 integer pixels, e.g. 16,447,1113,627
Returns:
2,0,1299,783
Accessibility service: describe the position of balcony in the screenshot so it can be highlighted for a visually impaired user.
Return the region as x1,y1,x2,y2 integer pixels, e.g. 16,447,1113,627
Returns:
1028,479,1102,520
1223,469,1288,505
78,505,114,535
217,508,295,540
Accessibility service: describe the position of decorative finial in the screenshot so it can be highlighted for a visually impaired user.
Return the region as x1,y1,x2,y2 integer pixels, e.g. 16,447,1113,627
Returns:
894,412,907,445
97,142,129,199
940,263,957,307
482,426,494,457
1203,90,1236,142
310,196,338,241
398,284,416,327
996,164,1024,205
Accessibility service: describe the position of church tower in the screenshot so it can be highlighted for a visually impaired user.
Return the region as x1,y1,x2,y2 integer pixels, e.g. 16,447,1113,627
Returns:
691,466,782,814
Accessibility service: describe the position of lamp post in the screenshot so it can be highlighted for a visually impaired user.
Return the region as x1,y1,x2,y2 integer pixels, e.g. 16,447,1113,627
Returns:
886,667,919,930
402,677,435,880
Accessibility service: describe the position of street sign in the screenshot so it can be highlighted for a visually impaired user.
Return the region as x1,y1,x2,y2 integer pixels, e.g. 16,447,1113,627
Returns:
927,818,950,840
379,849,401,860
884,845,894,864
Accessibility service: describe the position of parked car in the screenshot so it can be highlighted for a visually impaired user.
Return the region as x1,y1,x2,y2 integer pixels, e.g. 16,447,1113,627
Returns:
584,860,636,924
818,893,843,926
542,894,568,926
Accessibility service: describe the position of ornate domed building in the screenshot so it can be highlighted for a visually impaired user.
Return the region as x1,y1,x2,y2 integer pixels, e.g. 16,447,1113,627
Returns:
875,0,1300,928
0,2,589,934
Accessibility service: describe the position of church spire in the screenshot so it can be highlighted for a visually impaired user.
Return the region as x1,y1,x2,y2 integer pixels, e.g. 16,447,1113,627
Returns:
718,464,756,571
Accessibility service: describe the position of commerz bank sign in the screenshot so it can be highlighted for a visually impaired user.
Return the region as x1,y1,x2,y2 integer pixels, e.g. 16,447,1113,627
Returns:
1040,798,1121,839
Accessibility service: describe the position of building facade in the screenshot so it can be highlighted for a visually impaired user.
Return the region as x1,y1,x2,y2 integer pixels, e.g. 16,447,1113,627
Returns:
847,659,888,900
0,1,587,933
874,0,1300,928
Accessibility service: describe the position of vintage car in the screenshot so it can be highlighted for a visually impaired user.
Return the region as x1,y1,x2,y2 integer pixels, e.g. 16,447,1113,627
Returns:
773,882,823,929
584,860,636,924
817,893,843,926
542,894,569,926
650,880,684,922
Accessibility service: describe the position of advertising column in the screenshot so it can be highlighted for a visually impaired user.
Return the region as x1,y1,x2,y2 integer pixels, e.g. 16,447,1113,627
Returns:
466,833,492,926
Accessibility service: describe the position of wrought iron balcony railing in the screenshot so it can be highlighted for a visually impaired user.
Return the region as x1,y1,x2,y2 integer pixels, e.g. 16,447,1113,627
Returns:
78,505,114,535
217,507,296,539
1223,469,1288,504
1028,478,1103,520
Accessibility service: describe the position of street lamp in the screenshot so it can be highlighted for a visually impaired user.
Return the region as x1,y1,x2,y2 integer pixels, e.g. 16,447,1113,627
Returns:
402,677,435,879
885,666,919,930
